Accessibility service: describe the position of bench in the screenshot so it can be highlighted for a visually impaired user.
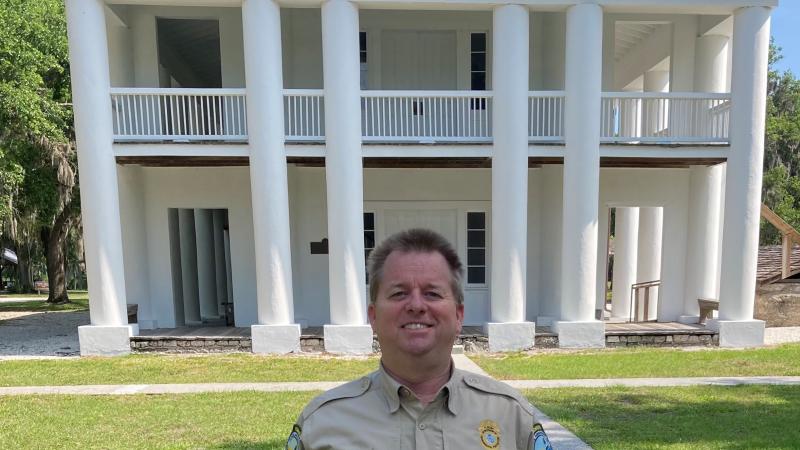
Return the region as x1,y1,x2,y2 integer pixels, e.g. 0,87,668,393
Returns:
33,280,49,295
698,298,719,324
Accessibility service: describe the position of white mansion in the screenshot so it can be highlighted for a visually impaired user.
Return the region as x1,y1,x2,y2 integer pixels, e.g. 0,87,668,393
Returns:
65,0,775,355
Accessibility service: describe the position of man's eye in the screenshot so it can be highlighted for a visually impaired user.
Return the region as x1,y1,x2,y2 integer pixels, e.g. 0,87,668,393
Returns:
426,291,443,299
389,291,406,298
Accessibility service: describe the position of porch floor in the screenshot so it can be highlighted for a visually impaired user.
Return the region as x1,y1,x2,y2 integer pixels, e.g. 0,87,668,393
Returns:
137,322,709,339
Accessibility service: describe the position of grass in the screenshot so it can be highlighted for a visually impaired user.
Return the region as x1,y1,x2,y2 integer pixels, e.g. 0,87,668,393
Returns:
528,385,800,449
0,290,89,312
1,386,797,449
0,391,318,449
0,353,378,386
473,343,800,380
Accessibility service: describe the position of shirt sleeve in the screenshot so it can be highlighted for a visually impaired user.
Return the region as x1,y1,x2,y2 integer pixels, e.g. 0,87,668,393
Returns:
285,422,304,450
526,423,554,450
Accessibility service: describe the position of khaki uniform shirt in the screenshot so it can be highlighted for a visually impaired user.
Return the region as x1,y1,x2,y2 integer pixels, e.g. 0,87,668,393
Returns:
285,365,552,450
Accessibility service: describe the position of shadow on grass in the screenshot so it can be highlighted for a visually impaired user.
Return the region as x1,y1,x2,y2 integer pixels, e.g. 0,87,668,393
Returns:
529,385,800,449
210,439,286,449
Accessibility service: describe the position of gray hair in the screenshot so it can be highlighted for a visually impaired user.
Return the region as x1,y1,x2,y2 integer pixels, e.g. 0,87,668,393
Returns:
367,228,464,305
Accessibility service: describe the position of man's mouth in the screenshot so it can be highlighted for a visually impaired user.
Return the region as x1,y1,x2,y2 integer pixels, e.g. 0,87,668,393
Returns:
402,323,432,330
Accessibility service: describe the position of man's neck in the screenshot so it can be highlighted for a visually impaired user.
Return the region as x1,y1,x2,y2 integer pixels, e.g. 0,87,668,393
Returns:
383,359,453,405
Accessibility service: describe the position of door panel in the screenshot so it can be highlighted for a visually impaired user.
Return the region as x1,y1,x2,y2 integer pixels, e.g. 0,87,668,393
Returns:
380,30,457,89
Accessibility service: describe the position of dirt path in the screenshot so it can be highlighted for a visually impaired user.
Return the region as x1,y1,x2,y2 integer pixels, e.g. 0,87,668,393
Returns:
0,311,88,357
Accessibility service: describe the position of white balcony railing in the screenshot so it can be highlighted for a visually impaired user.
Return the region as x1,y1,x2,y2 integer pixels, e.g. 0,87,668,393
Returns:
360,91,493,143
529,91,565,142
600,92,731,143
284,89,325,141
110,88,247,141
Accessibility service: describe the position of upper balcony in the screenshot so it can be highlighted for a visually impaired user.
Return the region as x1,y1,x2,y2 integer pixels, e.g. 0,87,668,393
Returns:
105,5,736,154
110,88,729,145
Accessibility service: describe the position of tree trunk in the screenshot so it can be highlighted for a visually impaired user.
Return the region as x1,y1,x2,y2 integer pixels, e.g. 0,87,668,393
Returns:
15,243,33,293
42,205,74,304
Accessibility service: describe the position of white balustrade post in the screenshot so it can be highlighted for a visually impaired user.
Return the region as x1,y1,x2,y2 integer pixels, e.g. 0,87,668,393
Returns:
321,0,372,354
611,208,638,320
682,165,723,323
556,3,605,347
242,0,300,353
716,6,771,347
486,4,535,351
67,0,131,355
637,207,663,321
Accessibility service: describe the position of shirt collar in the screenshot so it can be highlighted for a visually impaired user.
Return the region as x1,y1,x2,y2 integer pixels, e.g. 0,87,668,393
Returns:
378,360,462,415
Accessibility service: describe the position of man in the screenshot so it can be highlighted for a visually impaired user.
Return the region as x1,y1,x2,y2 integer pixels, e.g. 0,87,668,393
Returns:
286,228,552,450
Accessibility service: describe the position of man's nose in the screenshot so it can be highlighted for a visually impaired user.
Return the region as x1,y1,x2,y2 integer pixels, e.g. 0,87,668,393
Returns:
405,289,427,312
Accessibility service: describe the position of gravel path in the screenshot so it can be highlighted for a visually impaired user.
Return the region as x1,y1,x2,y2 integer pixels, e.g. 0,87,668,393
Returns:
0,310,88,357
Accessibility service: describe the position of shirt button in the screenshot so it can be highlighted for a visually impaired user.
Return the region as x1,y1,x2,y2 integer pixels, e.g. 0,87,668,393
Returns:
418,424,426,430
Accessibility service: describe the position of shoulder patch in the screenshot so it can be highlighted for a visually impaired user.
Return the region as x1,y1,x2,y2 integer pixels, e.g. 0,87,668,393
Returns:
301,376,372,420
462,373,534,415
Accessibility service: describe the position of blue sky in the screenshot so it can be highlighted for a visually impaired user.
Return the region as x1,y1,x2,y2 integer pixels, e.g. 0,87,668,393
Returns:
772,1,799,74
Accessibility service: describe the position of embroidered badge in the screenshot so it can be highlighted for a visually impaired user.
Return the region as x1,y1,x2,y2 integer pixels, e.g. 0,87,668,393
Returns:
531,423,553,450
285,424,302,450
479,419,501,449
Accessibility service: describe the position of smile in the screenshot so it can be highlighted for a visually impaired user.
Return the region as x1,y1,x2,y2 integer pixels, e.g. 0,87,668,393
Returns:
402,323,432,329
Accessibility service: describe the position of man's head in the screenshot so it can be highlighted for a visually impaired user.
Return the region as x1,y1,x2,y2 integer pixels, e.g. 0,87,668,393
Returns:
367,229,465,370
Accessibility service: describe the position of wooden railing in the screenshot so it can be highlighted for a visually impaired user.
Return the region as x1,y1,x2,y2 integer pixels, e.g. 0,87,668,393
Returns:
284,89,325,141
601,92,731,144
110,88,247,141
761,203,800,279
360,91,493,143
629,280,660,322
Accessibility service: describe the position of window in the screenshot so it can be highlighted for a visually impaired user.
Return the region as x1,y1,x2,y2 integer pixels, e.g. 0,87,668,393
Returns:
360,31,368,90
466,212,486,284
364,212,375,283
470,33,487,110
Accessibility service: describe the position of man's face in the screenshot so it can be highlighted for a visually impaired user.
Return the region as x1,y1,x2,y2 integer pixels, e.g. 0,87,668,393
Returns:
368,250,464,363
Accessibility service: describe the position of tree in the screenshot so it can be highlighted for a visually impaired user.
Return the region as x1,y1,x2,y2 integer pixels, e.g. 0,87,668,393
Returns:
0,0,79,302
760,40,800,245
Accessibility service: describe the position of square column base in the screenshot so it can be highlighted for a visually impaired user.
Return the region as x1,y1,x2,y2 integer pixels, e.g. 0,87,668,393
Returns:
485,322,535,352
706,319,765,347
554,320,605,348
324,324,374,354
536,316,555,327
78,325,131,356
251,324,301,354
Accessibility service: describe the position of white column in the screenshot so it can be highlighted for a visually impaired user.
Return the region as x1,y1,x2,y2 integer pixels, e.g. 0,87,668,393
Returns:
643,70,669,136
716,6,771,347
682,166,723,323
195,209,218,319
321,0,372,354
178,209,201,324
242,0,300,353
637,207,663,321
212,209,228,316
486,4,534,352
67,0,131,356
695,35,729,93
611,208,638,320
556,3,605,348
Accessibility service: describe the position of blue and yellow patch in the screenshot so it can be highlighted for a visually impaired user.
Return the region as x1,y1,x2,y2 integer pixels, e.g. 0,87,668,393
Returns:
479,419,501,449
531,423,553,450
285,424,302,450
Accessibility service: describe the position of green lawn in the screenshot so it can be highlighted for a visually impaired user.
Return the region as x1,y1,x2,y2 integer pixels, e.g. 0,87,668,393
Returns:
528,385,800,449
0,353,378,386
1,386,797,449
0,391,317,449
0,290,89,312
473,343,800,380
